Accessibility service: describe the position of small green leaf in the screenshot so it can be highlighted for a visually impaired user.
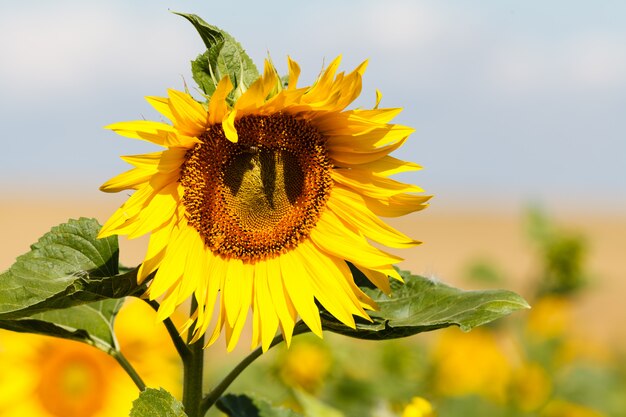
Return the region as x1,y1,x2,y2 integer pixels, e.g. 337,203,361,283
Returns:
130,388,187,417
0,299,124,352
322,267,530,339
217,394,302,417
0,218,145,320
175,12,260,102
293,390,345,417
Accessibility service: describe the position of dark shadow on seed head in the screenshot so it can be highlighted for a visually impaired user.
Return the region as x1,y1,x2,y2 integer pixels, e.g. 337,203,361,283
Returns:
260,150,277,209
223,153,253,196
283,151,304,205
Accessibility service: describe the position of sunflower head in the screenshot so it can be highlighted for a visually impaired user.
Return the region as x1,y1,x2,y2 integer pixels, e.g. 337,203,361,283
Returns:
100,53,429,352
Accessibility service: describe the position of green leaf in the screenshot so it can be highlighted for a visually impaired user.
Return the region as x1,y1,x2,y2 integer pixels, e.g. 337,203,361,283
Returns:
321,267,530,340
217,394,302,417
130,388,187,417
0,299,124,352
0,218,146,320
174,12,260,102
293,390,345,417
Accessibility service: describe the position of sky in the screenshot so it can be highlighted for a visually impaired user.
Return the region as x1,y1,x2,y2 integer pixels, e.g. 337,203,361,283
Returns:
1,0,625,213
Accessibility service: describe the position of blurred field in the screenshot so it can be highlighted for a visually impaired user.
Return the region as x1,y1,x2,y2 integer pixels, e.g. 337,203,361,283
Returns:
1,195,624,344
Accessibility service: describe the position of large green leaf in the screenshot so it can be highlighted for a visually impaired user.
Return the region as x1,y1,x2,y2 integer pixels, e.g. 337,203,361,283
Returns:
175,12,260,102
217,394,302,417
0,218,145,320
321,267,530,340
130,388,187,417
0,299,124,353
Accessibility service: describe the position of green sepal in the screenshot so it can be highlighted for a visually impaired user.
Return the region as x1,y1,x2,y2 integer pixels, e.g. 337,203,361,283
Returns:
0,218,146,321
130,388,187,417
174,12,260,104
321,266,530,340
217,394,302,417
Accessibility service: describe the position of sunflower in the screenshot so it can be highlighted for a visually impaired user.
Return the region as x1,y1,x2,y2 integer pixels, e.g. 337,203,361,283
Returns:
99,56,429,352
0,300,181,417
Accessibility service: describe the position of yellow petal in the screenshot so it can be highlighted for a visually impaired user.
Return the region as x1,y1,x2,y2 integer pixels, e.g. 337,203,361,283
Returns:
222,109,238,143
310,210,403,269
148,222,192,299
287,56,301,90
305,56,342,102
208,76,234,124
340,155,422,176
106,120,173,146
106,120,199,148
332,168,423,199
296,242,367,325
167,89,208,137
359,190,431,218
119,151,162,169
98,184,154,238
329,136,409,165
266,256,296,346
226,262,254,352
191,251,223,342
99,167,155,193
234,76,266,113
174,228,207,305
374,89,383,109
254,260,280,351
205,295,226,348
126,182,181,239
145,96,174,121
328,188,420,248
356,266,391,295
279,251,323,337
328,125,415,151
224,258,245,327
121,148,187,173
138,218,177,283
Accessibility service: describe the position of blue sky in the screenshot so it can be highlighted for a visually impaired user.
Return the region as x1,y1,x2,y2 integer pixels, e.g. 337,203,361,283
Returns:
1,0,625,212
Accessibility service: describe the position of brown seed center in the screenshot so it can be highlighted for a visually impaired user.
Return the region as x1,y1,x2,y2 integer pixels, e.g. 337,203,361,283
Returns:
222,148,304,232
180,114,332,261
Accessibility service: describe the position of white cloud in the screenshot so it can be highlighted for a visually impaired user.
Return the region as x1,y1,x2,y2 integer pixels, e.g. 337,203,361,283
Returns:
0,4,195,95
487,33,626,96
363,1,446,49
567,33,626,90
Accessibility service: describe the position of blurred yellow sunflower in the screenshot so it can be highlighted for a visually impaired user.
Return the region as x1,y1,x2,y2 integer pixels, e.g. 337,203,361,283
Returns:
0,300,180,417
99,56,429,352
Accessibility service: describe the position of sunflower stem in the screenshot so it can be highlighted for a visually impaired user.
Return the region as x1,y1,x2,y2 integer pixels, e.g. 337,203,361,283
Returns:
145,299,191,360
112,350,146,392
199,321,310,414
183,298,205,417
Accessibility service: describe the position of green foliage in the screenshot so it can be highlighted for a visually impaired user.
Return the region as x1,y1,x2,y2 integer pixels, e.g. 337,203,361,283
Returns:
0,299,123,352
217,394,302,417
320,266,529,340
526,208,588,296
293,390,345,417
175,12,260,103
0,218,146,351
464,259,506,285
0,218,144,320
130,388,187,417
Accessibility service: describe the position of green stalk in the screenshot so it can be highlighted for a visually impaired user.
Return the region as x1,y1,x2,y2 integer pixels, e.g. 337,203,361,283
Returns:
145,299,191,360
182,298,205,417
112,350,146,391
199,321,310,414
